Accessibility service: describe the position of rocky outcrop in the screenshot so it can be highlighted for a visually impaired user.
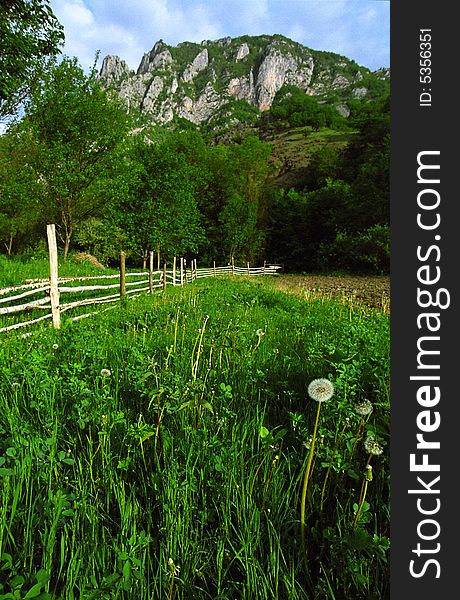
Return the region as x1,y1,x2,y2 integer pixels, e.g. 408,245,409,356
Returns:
255,48,313,110
99,55,131,86
98,35,387,126
236,43,250,61
137,41,173,75
181,49,209,82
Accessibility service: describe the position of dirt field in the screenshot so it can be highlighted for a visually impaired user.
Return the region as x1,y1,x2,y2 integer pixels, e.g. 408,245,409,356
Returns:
270,274,390,312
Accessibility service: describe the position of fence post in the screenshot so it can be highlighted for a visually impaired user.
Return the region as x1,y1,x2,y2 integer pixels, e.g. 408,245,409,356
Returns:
213,261,216,276
247,261,250,276
184,259,187,284
173,256,176,286
231,256,235,276
193,259,197,280
149,251,154,293
120,251,126,298
163,263,167,290
157,250,160,271
180,257,184,286
46,224,60,329
263,260,266,275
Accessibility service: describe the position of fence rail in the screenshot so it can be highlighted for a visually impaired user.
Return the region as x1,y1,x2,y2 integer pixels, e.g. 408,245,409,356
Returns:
0,225,281,335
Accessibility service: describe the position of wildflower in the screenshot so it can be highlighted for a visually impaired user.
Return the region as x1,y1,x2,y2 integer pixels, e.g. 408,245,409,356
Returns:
12,382,20,389
256,328,265,338
52,343,59,350
100,369,111,377
355,399,373,416
168,558,180,577
364,435,383,456
307,378,334,403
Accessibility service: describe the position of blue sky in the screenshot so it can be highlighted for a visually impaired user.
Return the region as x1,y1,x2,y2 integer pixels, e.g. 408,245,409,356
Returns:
49,0,390,73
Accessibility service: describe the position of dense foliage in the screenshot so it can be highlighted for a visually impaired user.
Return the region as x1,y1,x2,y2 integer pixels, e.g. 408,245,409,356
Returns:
0,0,64,119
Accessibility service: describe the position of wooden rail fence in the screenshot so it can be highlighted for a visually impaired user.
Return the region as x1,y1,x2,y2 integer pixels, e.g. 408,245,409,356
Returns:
0,224,281,334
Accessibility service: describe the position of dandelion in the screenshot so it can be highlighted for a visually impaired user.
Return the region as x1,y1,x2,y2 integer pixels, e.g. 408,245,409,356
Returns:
300,378,334,554
167,558,180,577
307,378,334,403
12,382,20,389
100,368,111,377
355,399,373,416
256,328,265,338
364,435,384,456
167,558,180,600
351,400,374,458
52,343,59,350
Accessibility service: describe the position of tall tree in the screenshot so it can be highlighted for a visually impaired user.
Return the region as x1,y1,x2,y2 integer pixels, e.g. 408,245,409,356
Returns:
23,56,130,257
0,127,41,253
114,134,206,266
218,135,272,262
0,0,64,119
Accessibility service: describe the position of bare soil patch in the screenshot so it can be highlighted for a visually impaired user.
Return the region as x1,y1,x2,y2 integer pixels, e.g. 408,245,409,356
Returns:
271,274,390,312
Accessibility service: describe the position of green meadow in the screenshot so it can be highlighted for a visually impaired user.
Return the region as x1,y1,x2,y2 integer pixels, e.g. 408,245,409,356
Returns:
0,273,389,599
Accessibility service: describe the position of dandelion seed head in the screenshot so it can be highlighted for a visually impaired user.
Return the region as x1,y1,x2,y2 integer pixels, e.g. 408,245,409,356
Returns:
12,382,20,389
307,378,334,403
355,399,373,416
364,436,383,456
100,369,111,377
52,343,59,350
256,328,265,338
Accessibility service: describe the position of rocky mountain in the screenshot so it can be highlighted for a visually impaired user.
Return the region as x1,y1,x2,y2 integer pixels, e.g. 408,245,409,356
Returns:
98,34,389,127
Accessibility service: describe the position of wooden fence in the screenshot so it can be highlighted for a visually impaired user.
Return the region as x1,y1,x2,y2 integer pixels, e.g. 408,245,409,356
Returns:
0,224,281,335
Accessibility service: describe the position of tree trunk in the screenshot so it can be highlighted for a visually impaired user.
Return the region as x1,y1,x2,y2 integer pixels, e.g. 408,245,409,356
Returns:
63,236,71,259
6,231,14,255
62,214,73,259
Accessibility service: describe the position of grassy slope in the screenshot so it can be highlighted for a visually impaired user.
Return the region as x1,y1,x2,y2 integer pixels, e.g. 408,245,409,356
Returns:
265,127,354,190
0,276,389,599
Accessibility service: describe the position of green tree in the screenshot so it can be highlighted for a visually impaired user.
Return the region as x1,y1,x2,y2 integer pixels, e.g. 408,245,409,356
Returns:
23,56,130,257
217,135,272,262
0,125,41,253
114,134,206,266
0,0,64,119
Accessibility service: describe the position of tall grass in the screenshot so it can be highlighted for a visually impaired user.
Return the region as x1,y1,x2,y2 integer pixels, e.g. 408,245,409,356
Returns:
0,277,389,599
0,254,117,288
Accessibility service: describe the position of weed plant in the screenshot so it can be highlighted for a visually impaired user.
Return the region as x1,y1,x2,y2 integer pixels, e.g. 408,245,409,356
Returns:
0,277,389,599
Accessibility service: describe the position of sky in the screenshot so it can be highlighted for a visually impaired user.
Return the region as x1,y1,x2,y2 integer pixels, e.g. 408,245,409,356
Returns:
48,0,390,73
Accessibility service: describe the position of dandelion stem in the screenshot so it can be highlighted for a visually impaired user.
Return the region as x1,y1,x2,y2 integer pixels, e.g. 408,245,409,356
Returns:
354,457,373,529
353,479,369,529
300,401,322,548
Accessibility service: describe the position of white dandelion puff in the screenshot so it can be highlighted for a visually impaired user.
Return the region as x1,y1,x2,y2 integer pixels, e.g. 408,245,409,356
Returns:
355,399,373,416
307,378,334,403
100,369,112,377
364,436,383,456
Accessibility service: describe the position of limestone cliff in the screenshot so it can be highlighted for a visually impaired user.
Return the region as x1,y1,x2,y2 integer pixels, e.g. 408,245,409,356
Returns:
98,34,388,126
